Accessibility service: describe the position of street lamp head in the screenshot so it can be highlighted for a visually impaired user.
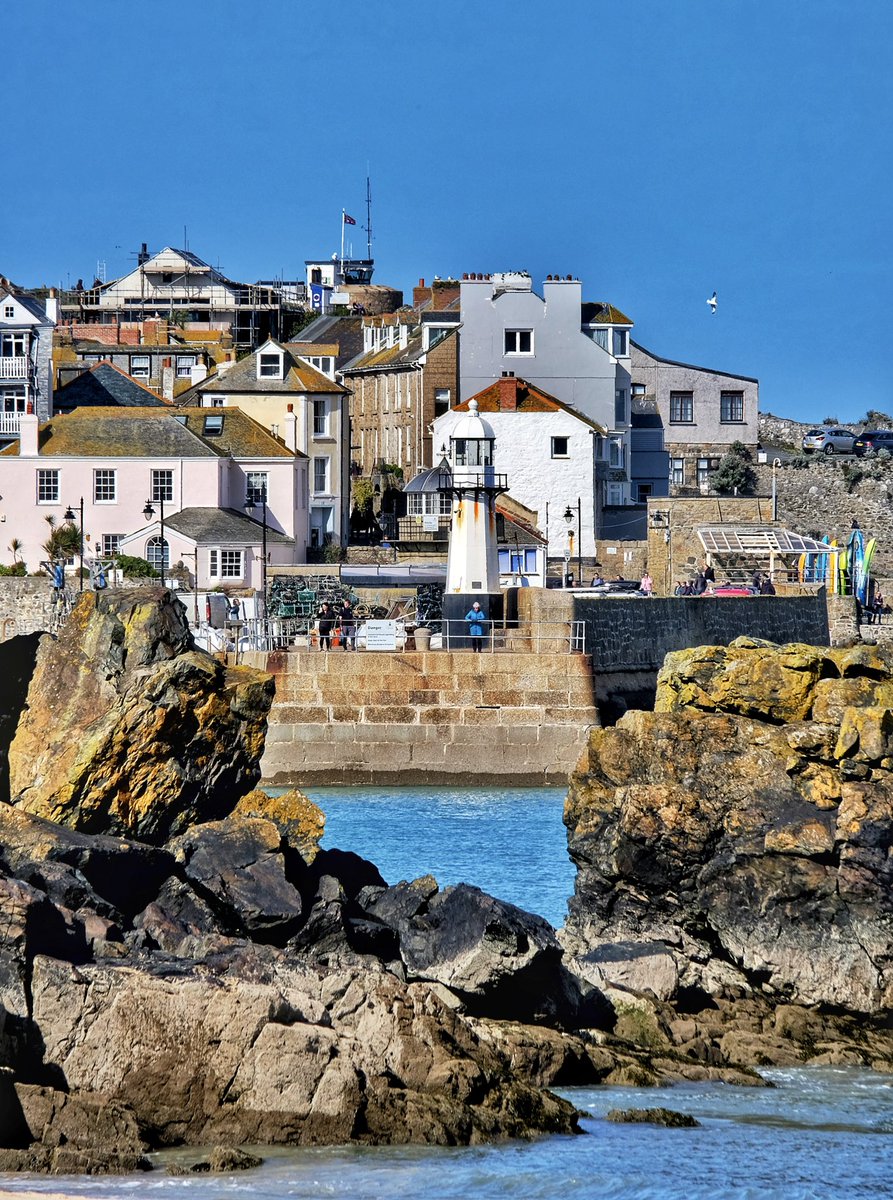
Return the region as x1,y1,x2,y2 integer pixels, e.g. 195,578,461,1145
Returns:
244,496,256,515
63,506,76,522
563,505,574,526
143,500,155,521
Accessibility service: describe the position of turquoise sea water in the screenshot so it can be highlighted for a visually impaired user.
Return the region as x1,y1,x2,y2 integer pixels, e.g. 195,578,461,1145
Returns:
306,784,574,928
2,787,891,1199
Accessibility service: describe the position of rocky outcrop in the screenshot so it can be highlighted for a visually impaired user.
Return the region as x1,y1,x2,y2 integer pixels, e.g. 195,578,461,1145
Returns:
8,589,273,842
232,787,325,861
0,802,589,1169
563,639,893,1027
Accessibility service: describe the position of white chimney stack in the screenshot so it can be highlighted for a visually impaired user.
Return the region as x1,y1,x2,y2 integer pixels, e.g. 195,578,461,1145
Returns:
19,404,39,456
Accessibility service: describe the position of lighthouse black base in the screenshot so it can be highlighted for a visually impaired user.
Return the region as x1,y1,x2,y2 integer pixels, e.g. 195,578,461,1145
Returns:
442,592,504,651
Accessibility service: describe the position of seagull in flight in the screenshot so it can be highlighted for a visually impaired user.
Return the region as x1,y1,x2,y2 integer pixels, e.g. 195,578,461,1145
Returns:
707,291,717,314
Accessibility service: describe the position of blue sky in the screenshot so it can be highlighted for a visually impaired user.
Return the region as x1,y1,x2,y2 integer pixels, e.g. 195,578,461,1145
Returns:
3,0,890,423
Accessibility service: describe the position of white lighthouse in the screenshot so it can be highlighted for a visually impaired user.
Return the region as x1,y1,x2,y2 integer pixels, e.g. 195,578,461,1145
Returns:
440,398,507,643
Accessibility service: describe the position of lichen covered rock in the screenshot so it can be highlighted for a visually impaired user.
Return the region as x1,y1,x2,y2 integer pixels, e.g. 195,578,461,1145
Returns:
8,589,273,842
564,639,893,1014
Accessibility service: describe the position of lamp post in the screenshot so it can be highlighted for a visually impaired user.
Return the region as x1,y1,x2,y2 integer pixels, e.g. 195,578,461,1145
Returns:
563,505,575,587
244,487,268,646
142,496,165,587
62,497,85,592
772,458,781,522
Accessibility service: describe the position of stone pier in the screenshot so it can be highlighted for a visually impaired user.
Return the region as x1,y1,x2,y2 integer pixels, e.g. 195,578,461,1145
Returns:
240,649,599,786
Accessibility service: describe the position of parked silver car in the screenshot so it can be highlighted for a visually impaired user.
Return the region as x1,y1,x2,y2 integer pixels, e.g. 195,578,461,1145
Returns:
801,427,856,455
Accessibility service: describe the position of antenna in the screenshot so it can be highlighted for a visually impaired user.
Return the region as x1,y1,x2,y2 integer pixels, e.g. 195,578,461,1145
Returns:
365,173,373,261
96,259,106,284
184,225,188,251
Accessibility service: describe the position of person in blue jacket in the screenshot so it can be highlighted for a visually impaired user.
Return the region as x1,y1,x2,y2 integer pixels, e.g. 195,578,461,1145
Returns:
465,600,487,653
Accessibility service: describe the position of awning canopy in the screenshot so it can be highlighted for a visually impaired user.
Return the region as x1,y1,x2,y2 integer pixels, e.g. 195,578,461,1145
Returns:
697,526,832,556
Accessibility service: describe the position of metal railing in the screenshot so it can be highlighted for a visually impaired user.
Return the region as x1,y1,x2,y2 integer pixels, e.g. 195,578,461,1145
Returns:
199,616,587,656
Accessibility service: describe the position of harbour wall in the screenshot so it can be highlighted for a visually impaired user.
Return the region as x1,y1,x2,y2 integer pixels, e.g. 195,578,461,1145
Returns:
244,649,599,787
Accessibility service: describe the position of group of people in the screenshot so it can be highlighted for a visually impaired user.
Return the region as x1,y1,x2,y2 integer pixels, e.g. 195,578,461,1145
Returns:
750,571,776,595
673,564,716,596
315,600,357,650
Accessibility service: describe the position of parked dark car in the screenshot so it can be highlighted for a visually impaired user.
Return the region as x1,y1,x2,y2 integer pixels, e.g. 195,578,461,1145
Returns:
853,429,893,456
801,427,856,455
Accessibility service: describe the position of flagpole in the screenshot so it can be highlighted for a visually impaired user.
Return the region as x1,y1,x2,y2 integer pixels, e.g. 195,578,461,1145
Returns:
340,210,345,276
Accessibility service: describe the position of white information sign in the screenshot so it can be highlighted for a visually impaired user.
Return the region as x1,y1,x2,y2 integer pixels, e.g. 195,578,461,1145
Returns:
365,619,397,651
422,513,440,532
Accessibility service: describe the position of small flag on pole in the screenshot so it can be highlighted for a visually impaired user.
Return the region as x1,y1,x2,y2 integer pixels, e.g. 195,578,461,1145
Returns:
343,212,357,225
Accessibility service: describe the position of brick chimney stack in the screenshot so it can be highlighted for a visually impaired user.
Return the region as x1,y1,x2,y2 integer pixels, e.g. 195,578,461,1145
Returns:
497,373,520,411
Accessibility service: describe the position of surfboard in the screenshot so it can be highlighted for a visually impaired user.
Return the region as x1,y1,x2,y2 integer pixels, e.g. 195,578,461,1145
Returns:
817,535,831,585
797,553,807,584
859,537,878,604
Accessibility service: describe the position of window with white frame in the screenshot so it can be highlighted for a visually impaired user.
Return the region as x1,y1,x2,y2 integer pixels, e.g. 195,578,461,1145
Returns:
246,471,268,504
130,355,150,379
3,305,14,319
151,469,174,502
670,392,694,423
608,436,625,468
2,333,27,356
2,387,26,412
258,351,283,379
37,469,59,503
612,329,628,356
312,399,327,436
670,457,685,486
101,533,121,557
720,391,745,423
551,436,569,458
313,456,328,493
146,537,169,572
209,548,243,578
697,457,720,488
176,355,196,378
589,327,608,350
504,329,533,355
94,468,117,502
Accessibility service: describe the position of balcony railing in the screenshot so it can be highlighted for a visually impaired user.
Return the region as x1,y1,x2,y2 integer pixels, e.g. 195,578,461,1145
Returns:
396,514,450,543
0,356,28,379
0,412,22,435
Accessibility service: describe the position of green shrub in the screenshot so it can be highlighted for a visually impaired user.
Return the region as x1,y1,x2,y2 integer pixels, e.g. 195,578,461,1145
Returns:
115,554,158,578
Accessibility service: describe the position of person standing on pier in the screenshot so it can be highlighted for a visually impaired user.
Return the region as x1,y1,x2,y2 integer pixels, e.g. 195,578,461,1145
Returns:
465,601,487,653
317,602,336,651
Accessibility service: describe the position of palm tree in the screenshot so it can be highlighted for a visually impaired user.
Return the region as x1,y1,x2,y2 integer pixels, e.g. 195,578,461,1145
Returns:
42,514,81,563
8,538,22,565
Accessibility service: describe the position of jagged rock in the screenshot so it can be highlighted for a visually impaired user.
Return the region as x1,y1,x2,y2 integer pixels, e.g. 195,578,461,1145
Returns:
0,1081,151,1174
606,1107,700,1128
9,589,273,843
166,816,303,943
168,1145,264,1173
0,633,43,805
28,953,580,1147
564,640,893,1017
362,881,605,1027
233,788,325,862
0,804,175,920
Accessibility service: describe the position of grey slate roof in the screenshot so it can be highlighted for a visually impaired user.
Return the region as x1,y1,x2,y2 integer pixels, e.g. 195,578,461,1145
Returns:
631,339,759,384
290,315,365,365
54,363,168,412
165,507,294,545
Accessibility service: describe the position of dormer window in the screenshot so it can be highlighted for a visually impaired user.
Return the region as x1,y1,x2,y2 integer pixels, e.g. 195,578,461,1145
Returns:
258,349,284,379
612,329,628,356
